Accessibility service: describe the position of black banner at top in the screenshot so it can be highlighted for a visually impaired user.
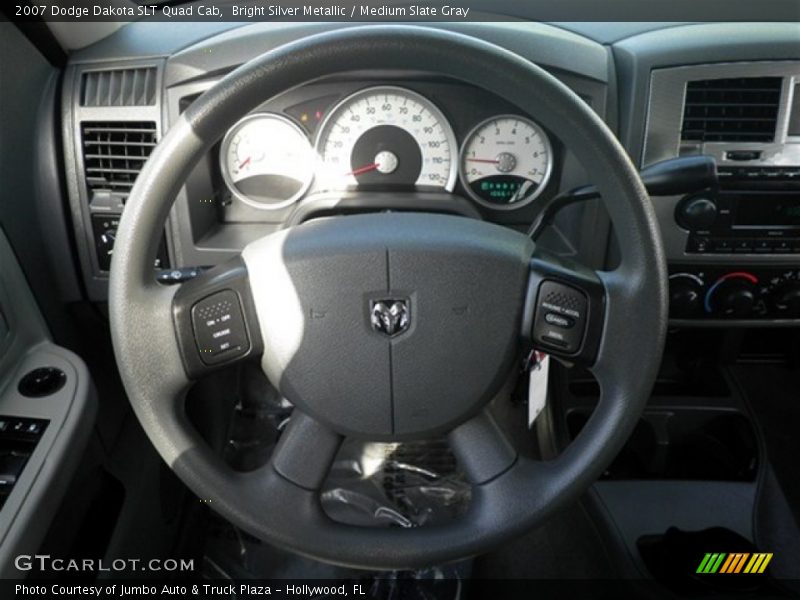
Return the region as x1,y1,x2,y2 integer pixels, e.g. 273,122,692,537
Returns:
3,0,800,22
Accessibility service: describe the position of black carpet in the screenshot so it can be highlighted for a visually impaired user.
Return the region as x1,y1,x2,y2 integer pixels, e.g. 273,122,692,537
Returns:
729,365,800,586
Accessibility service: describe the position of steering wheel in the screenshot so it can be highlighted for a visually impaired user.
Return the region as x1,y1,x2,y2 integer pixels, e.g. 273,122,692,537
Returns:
109,25,667,570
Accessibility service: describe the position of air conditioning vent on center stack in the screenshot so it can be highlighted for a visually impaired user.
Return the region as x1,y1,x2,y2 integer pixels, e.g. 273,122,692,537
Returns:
681,77,782,143
80,121,157,202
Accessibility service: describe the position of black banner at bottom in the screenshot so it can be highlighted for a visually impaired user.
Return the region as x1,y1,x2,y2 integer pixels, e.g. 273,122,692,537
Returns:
5,578,798,600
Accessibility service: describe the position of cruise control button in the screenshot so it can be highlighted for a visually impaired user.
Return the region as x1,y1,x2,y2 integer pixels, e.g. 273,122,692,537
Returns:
544,312,574,328
532,281,588,354
191,290,250,365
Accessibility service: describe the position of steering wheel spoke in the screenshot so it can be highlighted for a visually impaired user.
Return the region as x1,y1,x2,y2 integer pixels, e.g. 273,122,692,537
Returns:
522,248,607,367
171,257,264,379
449,410,517,485
270,411,343,491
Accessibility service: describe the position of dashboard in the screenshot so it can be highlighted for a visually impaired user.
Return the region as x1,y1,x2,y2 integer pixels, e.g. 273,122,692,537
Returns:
57,21,800,327
199,80,556,219
216,85,552,212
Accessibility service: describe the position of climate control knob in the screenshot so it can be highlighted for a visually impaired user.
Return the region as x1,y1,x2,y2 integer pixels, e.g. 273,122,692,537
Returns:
705,272,758,317
774,283,800,318
677,196,717,230
95,228,117,271
669,274,703,317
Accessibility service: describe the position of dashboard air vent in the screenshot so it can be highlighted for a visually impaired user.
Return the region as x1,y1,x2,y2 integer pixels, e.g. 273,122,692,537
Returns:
81,122,157,197
81,67,157,107
681,77,782,143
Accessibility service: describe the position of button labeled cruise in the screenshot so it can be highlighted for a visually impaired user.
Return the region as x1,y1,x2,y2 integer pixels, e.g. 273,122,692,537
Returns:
544,312,574,328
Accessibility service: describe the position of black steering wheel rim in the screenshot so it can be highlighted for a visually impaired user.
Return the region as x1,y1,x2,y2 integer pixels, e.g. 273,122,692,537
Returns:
109,25,667,569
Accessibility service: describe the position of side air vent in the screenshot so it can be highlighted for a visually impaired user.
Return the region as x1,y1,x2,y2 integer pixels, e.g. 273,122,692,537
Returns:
81,122,157,198
81,67,157,107
681,77,783,143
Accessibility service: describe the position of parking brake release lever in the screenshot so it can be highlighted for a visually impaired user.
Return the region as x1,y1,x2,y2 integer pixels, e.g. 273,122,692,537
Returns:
528,155,718,239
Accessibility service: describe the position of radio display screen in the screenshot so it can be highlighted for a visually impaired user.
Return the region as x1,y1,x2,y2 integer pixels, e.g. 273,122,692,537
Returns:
732,192,800,228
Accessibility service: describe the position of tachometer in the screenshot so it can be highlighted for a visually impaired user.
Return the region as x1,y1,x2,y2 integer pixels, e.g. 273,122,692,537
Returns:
220,113,314,210
460,115,553,209
314,86,457,191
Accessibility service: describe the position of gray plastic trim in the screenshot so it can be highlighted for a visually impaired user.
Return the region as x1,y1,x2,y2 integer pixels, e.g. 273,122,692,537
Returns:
0,231,49,381
0,229,96,575
643,62,800,167
62,58,172,301
34,72,83,304
166,22,610,86
0,344,96,577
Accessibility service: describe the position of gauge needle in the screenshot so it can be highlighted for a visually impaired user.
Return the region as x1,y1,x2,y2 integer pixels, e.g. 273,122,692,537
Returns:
347,162,380,176
467,158,500,164
238,157,252,170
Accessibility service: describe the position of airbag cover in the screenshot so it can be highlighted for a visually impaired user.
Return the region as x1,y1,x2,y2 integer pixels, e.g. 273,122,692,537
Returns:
242,212,533,438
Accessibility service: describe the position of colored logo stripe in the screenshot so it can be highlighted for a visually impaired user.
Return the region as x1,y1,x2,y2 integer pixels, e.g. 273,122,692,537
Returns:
697,553,773,574
719,553,737,573
721,553,749,573
697,553,726,573
745,553,774,574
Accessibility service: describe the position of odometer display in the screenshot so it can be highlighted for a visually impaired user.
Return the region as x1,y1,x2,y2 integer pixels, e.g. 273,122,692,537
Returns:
315,86,457,192
460,115,553,210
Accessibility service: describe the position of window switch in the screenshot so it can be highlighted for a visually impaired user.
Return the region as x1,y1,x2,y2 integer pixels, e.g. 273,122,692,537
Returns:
0,451,29,487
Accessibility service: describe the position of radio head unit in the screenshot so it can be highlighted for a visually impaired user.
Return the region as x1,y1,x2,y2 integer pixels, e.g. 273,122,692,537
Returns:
683,166,800,255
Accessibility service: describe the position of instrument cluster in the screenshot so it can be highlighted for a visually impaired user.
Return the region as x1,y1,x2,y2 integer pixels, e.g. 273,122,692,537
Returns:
218,84,555,214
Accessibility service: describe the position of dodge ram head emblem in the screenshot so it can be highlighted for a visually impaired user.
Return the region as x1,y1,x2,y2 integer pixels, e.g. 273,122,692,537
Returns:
370,299,410,337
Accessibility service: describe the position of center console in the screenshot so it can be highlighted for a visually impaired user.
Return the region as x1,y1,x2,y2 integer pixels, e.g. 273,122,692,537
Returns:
643,61,800,324
569,52,800,590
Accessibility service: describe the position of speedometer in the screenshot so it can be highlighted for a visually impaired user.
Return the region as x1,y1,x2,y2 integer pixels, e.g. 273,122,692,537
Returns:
314,86,457,192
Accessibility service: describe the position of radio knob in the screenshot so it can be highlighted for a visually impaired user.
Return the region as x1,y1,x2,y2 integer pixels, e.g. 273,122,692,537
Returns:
677,196,717,230
706,273,758,317
774,283,800,318
669,276,703,317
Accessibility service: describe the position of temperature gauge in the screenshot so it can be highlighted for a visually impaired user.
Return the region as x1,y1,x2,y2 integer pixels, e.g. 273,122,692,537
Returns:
460,115,553,209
